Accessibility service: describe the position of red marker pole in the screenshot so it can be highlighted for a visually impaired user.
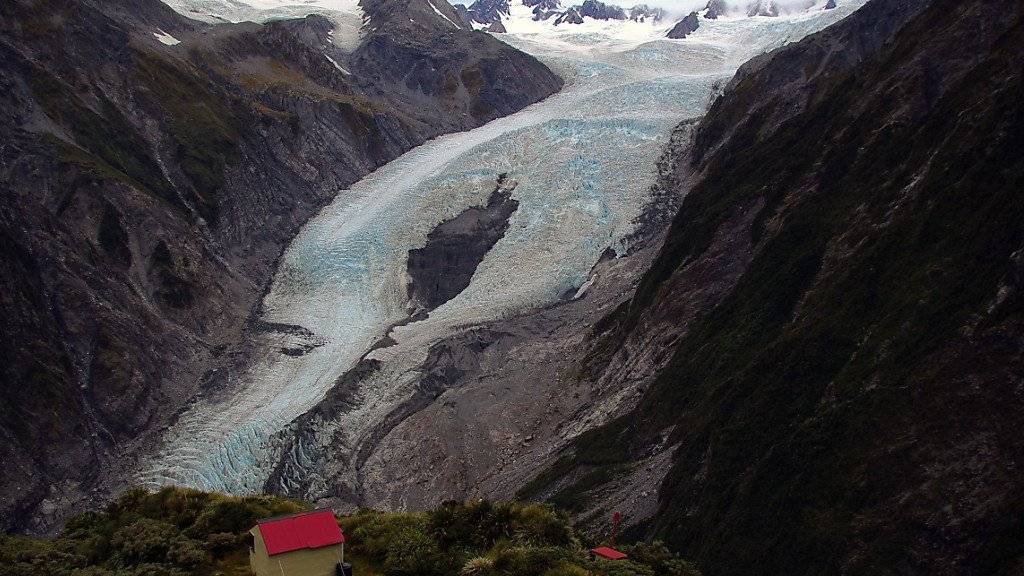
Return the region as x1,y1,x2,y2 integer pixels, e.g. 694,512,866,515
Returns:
611,511,621,545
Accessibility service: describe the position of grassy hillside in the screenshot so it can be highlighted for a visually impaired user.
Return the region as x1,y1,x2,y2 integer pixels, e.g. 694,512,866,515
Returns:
0,487,699,576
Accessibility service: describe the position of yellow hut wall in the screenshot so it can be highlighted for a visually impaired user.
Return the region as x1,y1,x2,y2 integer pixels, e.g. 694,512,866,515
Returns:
249,528,344,576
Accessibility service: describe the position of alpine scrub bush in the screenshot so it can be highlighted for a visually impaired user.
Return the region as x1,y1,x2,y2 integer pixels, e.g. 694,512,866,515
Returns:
0,489,701,576
0,487,302,576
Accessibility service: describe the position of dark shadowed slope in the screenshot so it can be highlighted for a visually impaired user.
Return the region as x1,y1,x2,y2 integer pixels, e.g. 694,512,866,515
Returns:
0,0,560,533
523,0,1024,573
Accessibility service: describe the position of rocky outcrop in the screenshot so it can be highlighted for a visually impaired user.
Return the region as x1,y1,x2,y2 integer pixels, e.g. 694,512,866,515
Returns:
746,0,779,16
464,0,511,24
527,0,564,20
628,4,666,23
666,11,700,38
554,7,584,24
524,0,562,9
452,3,475,27
703,0,729,19
406,175,520,313
521,0,1024,573
0,0,561,533
554,0,627,24
577,0,627,20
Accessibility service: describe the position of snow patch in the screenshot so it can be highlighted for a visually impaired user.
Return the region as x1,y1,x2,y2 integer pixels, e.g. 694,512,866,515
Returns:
153,29,181,45
324,53,351,74
573,274,596,299
429,0,461,28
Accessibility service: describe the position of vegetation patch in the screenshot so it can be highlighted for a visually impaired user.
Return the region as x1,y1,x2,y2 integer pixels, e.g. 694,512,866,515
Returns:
0,488,701,576
0,487,303,576
132,51,242,226
31,72,177,207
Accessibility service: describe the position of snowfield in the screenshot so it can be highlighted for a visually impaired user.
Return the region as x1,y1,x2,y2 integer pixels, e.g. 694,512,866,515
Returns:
142,1,865,494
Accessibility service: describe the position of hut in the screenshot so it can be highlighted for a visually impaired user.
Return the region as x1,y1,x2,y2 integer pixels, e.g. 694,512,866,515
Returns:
590,546,628,560
249,509,347,576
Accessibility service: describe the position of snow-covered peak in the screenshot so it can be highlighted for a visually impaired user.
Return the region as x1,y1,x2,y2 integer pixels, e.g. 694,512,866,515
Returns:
454,0,838,39
481,0,675,42
704,0,829,19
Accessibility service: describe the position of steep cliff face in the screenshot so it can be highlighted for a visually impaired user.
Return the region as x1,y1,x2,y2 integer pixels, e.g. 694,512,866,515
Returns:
523,0,1024,573
0,0,560,533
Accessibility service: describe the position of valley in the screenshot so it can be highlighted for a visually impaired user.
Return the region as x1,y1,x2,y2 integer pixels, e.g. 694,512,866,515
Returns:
138,0,862,517
3,0,1022,572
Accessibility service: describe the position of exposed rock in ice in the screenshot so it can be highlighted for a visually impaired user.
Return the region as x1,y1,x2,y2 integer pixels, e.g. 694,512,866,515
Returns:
666,12,699,39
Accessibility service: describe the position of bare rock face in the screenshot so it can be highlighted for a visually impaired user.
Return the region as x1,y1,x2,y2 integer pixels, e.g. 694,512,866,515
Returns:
406,175,520,313
666,11,700,39
464,0,511,24
577,0,627,20
554,6,584,24
0,0,561,533
746,0,779,16
628,4,666,23
525,0,563,20
451,3,473,27
703,0,729,19
524,0,562,9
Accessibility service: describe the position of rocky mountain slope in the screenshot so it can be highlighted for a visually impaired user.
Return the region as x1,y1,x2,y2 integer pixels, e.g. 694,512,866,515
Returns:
0,0,560,533
183,0,857,543
518,0,1024,573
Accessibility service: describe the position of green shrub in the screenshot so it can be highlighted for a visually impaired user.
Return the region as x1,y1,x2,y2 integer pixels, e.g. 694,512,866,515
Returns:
460,556,495,575
383,526,445,576
6,489,701,576
541,562,590,576
489,545,570,575
165,538,210,568
588,559,655,576
428,500,573,551
0,488,305,576
620,541,701,576
110,519,178,565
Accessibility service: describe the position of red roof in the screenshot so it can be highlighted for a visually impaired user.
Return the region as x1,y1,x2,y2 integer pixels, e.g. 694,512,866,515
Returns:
256,510,345,556
591,546,628,560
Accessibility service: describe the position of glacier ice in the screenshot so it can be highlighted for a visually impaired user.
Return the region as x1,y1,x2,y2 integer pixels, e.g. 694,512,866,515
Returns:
139,1,867,495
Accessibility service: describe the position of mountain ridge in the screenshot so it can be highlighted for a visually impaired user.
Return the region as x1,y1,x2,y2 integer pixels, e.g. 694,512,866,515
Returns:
0,0,561,534
518,0,1024,572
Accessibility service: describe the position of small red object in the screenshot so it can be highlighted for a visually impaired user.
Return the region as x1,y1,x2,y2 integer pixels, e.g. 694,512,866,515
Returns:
256,509,345,556
591,546,628,560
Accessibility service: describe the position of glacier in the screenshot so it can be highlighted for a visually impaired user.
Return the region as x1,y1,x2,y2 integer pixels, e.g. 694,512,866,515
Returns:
140,0,866,495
